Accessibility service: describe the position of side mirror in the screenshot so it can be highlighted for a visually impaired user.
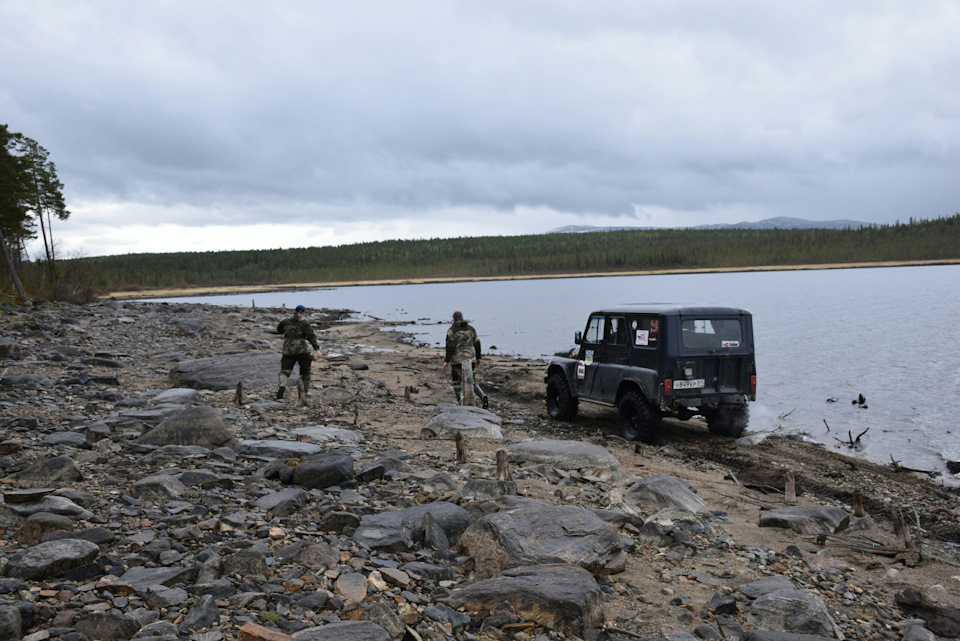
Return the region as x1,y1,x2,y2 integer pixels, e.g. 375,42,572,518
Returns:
574,331,582,345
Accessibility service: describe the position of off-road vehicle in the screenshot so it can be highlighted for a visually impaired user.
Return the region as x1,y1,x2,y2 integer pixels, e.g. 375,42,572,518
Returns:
545,305,756,442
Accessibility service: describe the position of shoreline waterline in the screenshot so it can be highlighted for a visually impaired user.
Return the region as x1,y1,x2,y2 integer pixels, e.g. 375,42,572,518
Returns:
104,258,960,300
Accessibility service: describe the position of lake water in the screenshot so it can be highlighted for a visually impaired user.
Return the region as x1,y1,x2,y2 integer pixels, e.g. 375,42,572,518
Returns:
153,265,960,480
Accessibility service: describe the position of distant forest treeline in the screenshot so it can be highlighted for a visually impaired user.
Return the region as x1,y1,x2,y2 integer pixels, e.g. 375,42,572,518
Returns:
73,215,959,292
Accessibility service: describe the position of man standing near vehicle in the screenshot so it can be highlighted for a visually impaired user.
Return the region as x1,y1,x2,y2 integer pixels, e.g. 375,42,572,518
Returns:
443,310,488,407
277,304,321,399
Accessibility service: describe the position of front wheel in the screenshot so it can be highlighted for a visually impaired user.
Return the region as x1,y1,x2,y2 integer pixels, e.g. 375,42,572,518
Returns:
706,404,749,437
618,390,660,444
546,372,578,420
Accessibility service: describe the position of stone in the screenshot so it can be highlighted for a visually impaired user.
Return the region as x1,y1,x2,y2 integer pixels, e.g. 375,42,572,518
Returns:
130,474,188,502
181,594,219,632
21,512,73,542
420,403,503,439
458,502,625,577
506,439,621,481
291,621,390,641
444,564,604,637
256,488,309,516
149,388,202,405
10,455,83,486
0,374,51,389
354,502,472,552
3,539,100,580
746,589,836,637
459,479,518,501
0,605,21,641
335,572,368,603
292,426,364,445
758,506,850,535
137,406,237,449
75,612,141,641
739,576,797,599
0,495,93,523
286,451,355,490
236,439,324,460
169,351,283,391
222,548,268,577
119,566,198,591
624,474,706,514
238,622,292,641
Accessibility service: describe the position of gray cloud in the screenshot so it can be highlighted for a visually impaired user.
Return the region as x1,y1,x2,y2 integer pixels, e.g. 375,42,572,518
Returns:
1,1,958,255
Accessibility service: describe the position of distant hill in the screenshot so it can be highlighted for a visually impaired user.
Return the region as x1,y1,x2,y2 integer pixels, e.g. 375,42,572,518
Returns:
550,216,871,234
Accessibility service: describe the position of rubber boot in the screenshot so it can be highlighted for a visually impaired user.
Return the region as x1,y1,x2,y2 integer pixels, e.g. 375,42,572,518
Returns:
277,373,288,399
301,377,310,397
474,383,489,409
454,386,463,405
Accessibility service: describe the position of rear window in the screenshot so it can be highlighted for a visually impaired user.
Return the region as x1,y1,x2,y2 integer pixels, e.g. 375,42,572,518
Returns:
681,318,742,349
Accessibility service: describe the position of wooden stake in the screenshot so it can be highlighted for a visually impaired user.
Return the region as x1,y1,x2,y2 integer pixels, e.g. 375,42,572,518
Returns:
461,360,476,406
297,379,306,405
234,381,243,406
893,509,914,549
496,449,512,481
455,432,467,464
784,472,796,504
853,489,864,517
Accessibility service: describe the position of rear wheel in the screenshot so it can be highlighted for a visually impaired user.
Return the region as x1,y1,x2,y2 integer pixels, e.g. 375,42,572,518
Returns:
706,403,749,437
618,390,660,444
546,372,578,420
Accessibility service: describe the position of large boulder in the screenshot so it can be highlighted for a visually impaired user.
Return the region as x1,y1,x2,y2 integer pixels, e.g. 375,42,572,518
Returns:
136,406,237,449
444,564,604,637
236,439,324,461
4,539,100,580
168,351,282,391
758,506,850,535
458,502,625,577
292,621,390,641
281,451,355,490
623,474,706,514
354,502,472,552
506,439,620,481
420,403,503,439
746,589,836,637
10,455,83,486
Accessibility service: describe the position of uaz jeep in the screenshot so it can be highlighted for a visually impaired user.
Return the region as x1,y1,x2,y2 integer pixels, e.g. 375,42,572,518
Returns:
545,305,756,443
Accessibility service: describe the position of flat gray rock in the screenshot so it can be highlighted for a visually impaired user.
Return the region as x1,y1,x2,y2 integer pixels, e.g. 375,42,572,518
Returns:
420,403,503,439
747,589,836,637
292,426,364,445
149,388,202,405
354,502,472,552
740,576,798,599
458,503,626,577
236,439,324,460
168,350,281,391
506,439,620,481
292,621,390,641
137,406,237,449
0,495,93,523
0,374,51,389
120,566,198,591
759,506,850,535
444,564,604,637
130,475,188,502
624,473,707,514
4,539,100,580
10,455,83,486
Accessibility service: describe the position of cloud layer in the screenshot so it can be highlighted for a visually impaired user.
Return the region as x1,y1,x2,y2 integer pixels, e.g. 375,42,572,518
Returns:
2,1,958,256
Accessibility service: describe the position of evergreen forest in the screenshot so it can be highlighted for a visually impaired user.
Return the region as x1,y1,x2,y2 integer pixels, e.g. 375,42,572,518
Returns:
61,214,960,294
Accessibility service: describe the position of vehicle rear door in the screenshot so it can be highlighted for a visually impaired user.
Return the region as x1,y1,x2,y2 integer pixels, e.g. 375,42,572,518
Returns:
576,315,605,398
677,315,752,398
594,315,629,403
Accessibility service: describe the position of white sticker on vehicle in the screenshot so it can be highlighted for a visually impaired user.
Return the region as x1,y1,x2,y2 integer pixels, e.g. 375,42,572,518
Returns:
674,379,705,389
722,341,739,348
635,329,649,346
577,361,586,379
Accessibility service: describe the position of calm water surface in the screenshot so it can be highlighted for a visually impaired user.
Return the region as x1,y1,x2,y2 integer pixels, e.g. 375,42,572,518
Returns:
154,265,960,479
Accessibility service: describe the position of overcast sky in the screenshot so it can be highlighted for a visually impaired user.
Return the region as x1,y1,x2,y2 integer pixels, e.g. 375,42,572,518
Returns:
2,1,958,257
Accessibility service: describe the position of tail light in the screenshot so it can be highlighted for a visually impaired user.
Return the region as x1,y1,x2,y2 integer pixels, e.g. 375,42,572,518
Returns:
750,375,757,393
664,377,673,397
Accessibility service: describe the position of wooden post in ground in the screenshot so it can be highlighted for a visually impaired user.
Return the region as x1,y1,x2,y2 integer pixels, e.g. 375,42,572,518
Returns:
234,381,243,406
853,490,865,517
893,509,914,549
784,472,796,504
496,449,512,481
297,379,306,405
455,432,467,464
461,360,476,406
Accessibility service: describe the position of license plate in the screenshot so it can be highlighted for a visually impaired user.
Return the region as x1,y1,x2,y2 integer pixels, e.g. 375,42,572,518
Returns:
673,379,705,389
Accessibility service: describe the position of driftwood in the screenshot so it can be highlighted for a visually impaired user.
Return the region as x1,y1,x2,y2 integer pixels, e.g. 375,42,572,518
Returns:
835,427,869,448
853,489,865,517
455,432,467,464
461,360,476,406
784,472,797,504
234,380,243,405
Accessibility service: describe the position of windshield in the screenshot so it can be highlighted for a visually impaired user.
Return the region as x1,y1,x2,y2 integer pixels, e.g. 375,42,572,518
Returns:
681,318,742,350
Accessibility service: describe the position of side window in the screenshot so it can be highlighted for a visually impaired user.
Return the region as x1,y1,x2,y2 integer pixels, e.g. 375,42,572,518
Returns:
631,316,660,348
583,316,603,344
606,316,627,345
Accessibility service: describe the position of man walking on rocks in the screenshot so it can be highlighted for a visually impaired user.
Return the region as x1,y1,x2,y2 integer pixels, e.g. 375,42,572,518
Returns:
443,310,488,407
277,304,321,399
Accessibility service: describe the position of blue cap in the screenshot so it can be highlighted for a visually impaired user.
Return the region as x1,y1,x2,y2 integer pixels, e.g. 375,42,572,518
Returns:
295,305,306,313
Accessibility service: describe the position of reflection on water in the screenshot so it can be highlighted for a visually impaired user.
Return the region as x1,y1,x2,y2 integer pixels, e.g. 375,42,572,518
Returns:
152,265,960,479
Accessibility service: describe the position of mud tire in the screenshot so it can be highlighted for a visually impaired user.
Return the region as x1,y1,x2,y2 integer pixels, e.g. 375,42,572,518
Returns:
546,372,578,420
618,390,660,444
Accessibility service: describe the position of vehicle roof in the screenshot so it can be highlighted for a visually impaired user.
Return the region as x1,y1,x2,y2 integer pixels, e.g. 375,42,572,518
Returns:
588,304,752,316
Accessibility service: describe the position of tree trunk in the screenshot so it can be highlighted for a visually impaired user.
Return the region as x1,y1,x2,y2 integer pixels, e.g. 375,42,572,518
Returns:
0,227,28,299
33,164,52,264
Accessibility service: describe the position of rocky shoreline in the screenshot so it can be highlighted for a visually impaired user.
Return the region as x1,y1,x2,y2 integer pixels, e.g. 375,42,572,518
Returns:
1,299,958,641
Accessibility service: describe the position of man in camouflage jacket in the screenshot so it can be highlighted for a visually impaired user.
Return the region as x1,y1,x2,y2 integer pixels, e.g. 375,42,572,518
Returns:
277,304,320,399
443,310,488,407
